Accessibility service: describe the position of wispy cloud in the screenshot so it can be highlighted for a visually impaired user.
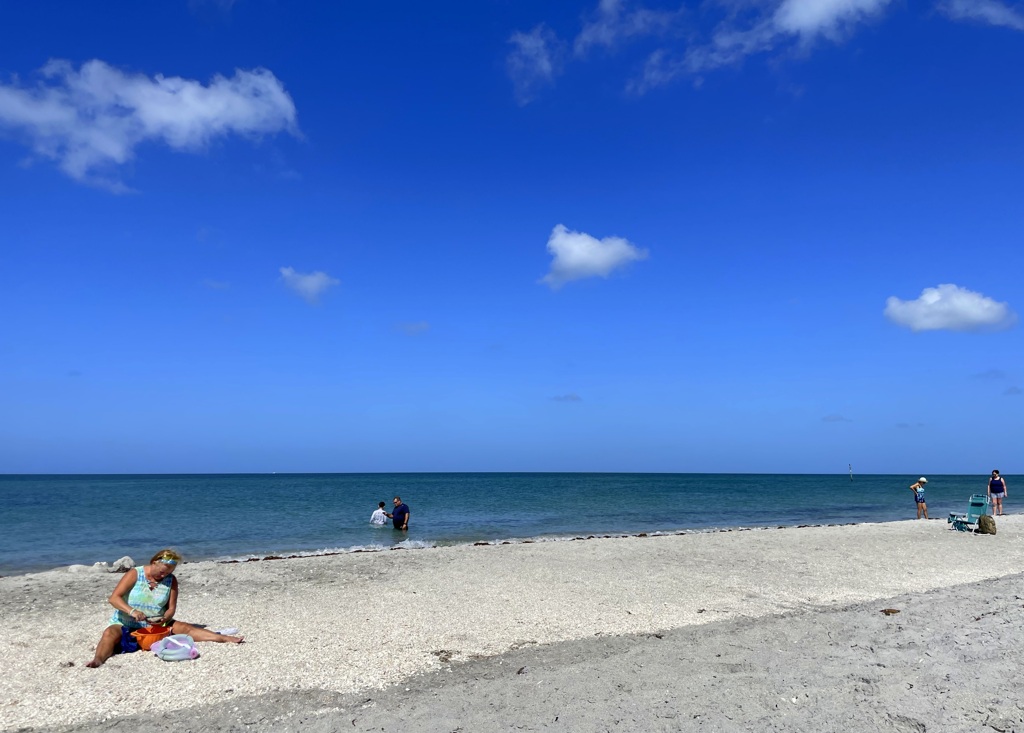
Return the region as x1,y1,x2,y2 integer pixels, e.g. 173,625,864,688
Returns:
396,321,431,336
0,59,298,190
575,0,685,56
633,0,893,91
884,284,1017,332
510,1,684,101
515,0,910,98
506,24,566,105
1005,386,1023,396
552,393,583,402
540,224,648,289
514,0,1024,98
202,279,231,290
939,0,1024,31
973,368,1007,380
822,414,852,422
189,0,238,12
280,267,339,304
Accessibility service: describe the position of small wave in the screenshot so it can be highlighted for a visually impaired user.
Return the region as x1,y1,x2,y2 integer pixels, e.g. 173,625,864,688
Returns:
393,539,436,550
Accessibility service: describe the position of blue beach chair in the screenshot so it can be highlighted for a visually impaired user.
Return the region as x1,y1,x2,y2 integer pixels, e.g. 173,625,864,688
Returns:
948,494,989,532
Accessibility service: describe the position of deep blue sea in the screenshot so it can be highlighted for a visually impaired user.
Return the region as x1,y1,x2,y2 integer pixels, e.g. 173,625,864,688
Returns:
0,473,1008,575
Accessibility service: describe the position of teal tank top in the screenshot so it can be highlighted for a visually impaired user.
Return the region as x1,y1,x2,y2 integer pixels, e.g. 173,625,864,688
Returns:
110,566,173,629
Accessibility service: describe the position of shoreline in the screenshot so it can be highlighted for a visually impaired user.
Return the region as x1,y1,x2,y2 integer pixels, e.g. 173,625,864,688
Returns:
3,517,1024,730
5,517,932,579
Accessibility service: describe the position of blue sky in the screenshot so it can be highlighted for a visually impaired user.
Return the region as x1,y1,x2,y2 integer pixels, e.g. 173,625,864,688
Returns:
1,0,1021,474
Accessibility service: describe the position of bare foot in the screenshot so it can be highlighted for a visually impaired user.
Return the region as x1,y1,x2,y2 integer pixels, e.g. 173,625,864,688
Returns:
222,635,244,644
85,658,103,668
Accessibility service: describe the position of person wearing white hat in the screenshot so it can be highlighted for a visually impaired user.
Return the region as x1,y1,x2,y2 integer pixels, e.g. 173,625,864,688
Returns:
909,477,928,519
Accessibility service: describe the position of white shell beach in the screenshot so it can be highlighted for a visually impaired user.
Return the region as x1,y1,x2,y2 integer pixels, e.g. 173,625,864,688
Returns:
2,516,1024,731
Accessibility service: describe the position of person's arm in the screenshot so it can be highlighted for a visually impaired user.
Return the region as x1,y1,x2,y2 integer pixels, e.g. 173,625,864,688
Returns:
1004,479,1008,497
402,511,411,529
107,569,146,623
160,576,178,623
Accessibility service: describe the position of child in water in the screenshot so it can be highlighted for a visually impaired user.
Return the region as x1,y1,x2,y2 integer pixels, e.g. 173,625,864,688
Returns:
370,501,388,525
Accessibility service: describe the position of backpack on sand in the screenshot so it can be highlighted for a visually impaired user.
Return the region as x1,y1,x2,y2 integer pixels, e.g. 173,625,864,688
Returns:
976,514,997,535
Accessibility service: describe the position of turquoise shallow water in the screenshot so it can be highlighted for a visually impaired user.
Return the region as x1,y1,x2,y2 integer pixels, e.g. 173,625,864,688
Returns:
0,473,1008,575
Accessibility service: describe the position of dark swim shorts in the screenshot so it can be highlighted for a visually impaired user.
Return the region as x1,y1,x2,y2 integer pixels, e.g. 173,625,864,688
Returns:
914,492,926,504
116,626,140,655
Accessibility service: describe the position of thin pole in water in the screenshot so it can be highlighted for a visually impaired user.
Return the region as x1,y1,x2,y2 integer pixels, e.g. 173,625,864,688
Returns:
849,464,853,481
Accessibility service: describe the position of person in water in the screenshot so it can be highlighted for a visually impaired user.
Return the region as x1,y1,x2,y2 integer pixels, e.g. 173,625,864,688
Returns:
387,496,410,531
370,501,389,525
988,470,1008,516
909,477,928,519
86,549,243,668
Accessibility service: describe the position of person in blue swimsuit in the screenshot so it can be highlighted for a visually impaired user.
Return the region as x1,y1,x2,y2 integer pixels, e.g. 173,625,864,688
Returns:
988,470,1008,516
86,548,244,668
909,477,928,519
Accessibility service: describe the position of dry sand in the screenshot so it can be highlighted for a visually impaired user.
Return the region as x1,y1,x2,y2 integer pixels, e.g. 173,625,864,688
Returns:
2,517,1024,732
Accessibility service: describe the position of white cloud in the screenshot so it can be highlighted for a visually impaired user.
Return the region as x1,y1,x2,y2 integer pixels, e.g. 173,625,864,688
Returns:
939,0,1024,30
280,267,339,304
884,284,1017,332
575,0,685,56
506,24,566,105
540,224,648,289
774,0,892,37
0,59,298,190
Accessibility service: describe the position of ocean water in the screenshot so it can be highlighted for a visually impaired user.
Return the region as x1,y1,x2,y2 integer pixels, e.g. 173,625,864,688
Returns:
0,473,1007,575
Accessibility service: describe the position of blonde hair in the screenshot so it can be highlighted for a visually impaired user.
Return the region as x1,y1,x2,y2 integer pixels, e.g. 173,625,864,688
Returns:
150,548,183,566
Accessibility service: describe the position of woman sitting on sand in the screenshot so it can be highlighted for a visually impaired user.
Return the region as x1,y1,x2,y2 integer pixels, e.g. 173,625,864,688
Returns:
86,549,243,668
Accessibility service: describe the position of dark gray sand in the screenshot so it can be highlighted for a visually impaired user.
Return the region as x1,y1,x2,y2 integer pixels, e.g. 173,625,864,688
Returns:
45,573,1024,733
